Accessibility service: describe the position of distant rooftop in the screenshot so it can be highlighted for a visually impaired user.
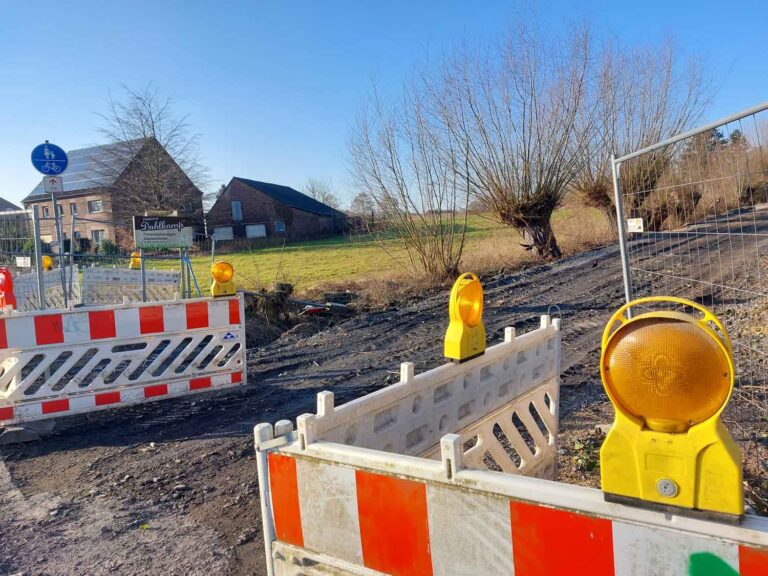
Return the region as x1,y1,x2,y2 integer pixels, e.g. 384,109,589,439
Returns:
0,196,20,212
24,139,146,203
233,177,344,217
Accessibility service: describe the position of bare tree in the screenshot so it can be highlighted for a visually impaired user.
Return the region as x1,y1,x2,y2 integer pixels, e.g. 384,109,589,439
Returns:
349,192,375,216
304,177,341,209
574,40,709,232
96,85,209,223
433,22,595,260
349,84,469,280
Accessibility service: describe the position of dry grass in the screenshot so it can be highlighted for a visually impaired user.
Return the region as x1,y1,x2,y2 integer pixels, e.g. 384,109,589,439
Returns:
173,201,613,307
309,201,615,307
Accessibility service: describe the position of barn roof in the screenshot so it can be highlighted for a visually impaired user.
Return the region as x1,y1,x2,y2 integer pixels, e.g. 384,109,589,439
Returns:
0,196,20,212
233,177,344,217
23,139,146,203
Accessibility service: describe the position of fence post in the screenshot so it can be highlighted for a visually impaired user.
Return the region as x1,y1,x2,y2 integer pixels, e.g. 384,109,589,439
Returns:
49,192,68,309
179,248,185,299
611,154,633,313
69,214,76,301
139,248,147,302
31,206,46,311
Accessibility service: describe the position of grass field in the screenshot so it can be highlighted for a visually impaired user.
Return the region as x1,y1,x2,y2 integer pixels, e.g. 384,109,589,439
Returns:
159,205,613,295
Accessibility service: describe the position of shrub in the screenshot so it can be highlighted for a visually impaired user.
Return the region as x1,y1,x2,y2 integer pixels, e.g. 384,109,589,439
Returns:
99,239,119,255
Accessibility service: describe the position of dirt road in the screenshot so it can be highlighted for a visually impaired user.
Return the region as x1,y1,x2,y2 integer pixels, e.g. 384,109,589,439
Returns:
0,241,764,575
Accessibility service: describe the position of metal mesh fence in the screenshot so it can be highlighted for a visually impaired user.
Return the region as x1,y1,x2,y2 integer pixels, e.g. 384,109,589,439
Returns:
0,209,35,276
64,216,214,305
1,210,214,308
613,102,768,503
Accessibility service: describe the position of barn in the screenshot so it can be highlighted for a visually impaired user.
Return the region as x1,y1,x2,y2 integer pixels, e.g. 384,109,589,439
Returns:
206,177,346,242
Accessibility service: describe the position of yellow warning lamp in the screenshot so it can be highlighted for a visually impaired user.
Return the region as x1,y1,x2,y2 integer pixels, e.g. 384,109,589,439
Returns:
600,296,742,517
444,272,486,362
41,255,53,271
210,260,236,297
128,252,141,270
129,251,141,270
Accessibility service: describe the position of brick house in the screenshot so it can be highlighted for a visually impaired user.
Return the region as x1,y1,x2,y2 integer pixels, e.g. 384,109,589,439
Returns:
22,138,203,250
206,177,347,242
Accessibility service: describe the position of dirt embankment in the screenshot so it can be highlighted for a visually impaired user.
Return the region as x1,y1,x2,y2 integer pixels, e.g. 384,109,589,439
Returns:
0,243,764,576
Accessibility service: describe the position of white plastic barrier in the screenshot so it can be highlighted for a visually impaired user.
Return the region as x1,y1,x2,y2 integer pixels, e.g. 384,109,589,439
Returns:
81,267,180,305
254,316,768,576
308,316,560,478
13,266,81,310
0,295,246,426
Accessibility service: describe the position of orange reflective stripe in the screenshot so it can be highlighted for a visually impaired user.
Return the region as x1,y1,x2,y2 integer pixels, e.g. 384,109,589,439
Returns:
89,310,116,339
139,306,164,334
228,298,240,324
511,501,615,576
740,545,768,576
186,302,209,329
268,453,304,547
355,470,433,576
35,314,63,345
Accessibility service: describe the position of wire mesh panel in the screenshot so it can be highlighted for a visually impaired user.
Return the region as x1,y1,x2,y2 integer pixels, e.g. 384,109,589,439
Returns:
14,266,81,310
0,210,35,277
613,102,768,500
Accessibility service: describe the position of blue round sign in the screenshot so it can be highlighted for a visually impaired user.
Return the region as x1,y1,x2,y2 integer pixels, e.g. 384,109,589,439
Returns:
31,141,68,175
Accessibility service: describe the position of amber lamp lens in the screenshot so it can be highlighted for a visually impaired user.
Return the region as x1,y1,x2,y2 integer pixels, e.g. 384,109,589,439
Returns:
211,261,234,282
457,280,483,327
603,318,731,432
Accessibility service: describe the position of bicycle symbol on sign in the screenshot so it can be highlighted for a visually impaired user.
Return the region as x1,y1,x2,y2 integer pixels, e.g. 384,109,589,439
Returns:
40,145,62,173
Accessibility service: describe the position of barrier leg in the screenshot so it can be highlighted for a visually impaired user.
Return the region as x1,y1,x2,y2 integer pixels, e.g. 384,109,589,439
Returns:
255,424,277,576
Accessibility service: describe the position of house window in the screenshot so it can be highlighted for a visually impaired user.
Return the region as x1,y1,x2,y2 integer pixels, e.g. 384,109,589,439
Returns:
70,203,78,215
246,224,266,238
88,199,104,213
231,201,242,221
91,229,105,244
74,231,81,240
56,204,64,216
274,219,286,233
42,206,50,218
213,227,234,241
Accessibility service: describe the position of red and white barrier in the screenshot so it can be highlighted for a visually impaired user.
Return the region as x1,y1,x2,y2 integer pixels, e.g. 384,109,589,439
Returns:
262,446,768,576
254,315,768,576
0,295,246,426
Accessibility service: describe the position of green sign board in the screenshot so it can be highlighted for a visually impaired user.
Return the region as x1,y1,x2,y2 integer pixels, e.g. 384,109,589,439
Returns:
133,216,194,249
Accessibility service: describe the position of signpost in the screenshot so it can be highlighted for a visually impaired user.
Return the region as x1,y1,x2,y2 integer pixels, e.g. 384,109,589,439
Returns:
31,141,70,310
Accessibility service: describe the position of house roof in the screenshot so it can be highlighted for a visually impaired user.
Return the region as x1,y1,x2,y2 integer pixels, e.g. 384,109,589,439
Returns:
0,196,20,212
233,177,344,217
23,139,146,203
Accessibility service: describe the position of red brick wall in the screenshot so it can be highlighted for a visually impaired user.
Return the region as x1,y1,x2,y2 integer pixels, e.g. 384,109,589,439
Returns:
25,191,117,247
207,179,342,241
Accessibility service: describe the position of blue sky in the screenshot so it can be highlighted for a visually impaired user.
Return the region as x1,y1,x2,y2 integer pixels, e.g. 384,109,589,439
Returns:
1,0,767,208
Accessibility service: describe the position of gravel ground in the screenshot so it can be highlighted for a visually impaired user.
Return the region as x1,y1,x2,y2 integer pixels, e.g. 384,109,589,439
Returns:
0,235,765,575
